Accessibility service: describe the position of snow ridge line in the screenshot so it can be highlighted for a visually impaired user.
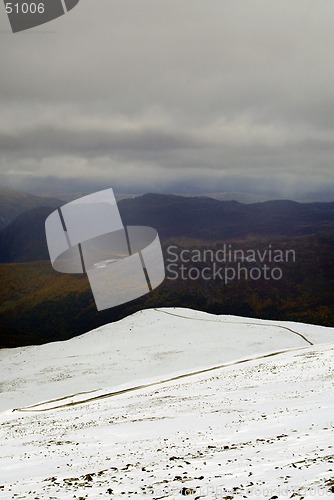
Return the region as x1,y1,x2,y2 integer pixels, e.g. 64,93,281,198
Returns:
13,345,312,413
154,309,314,346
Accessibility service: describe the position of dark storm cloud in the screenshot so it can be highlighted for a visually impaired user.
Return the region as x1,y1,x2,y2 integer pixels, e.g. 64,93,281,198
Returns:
0,125,202,156
0,0,334,195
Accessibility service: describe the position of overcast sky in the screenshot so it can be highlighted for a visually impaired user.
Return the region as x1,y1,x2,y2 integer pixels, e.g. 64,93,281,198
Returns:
0,0,334,196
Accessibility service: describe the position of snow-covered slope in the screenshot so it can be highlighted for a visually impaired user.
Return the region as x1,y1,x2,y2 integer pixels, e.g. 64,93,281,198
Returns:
0,308,334,498
1,308,333,413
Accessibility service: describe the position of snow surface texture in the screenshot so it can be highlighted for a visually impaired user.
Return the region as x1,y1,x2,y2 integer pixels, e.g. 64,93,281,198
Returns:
0,308,334,498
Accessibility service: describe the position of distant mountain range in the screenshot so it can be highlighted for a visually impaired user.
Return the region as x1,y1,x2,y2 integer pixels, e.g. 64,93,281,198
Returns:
118,194,334,240
1,193,334,263
0,188,333,347
19,188,334,204
0,187,61,231
198,191,334,203
0,206,54,262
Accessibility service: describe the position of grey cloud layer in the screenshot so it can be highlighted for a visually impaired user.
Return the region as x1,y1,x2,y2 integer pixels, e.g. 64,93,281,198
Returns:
0,0,333,194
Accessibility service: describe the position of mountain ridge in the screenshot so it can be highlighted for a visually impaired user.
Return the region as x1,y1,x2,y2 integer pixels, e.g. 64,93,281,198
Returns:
0,186,62,231
1,194,334,263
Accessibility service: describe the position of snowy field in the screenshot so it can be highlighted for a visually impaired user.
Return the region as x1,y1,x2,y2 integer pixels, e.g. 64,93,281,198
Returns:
0,308,334,498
